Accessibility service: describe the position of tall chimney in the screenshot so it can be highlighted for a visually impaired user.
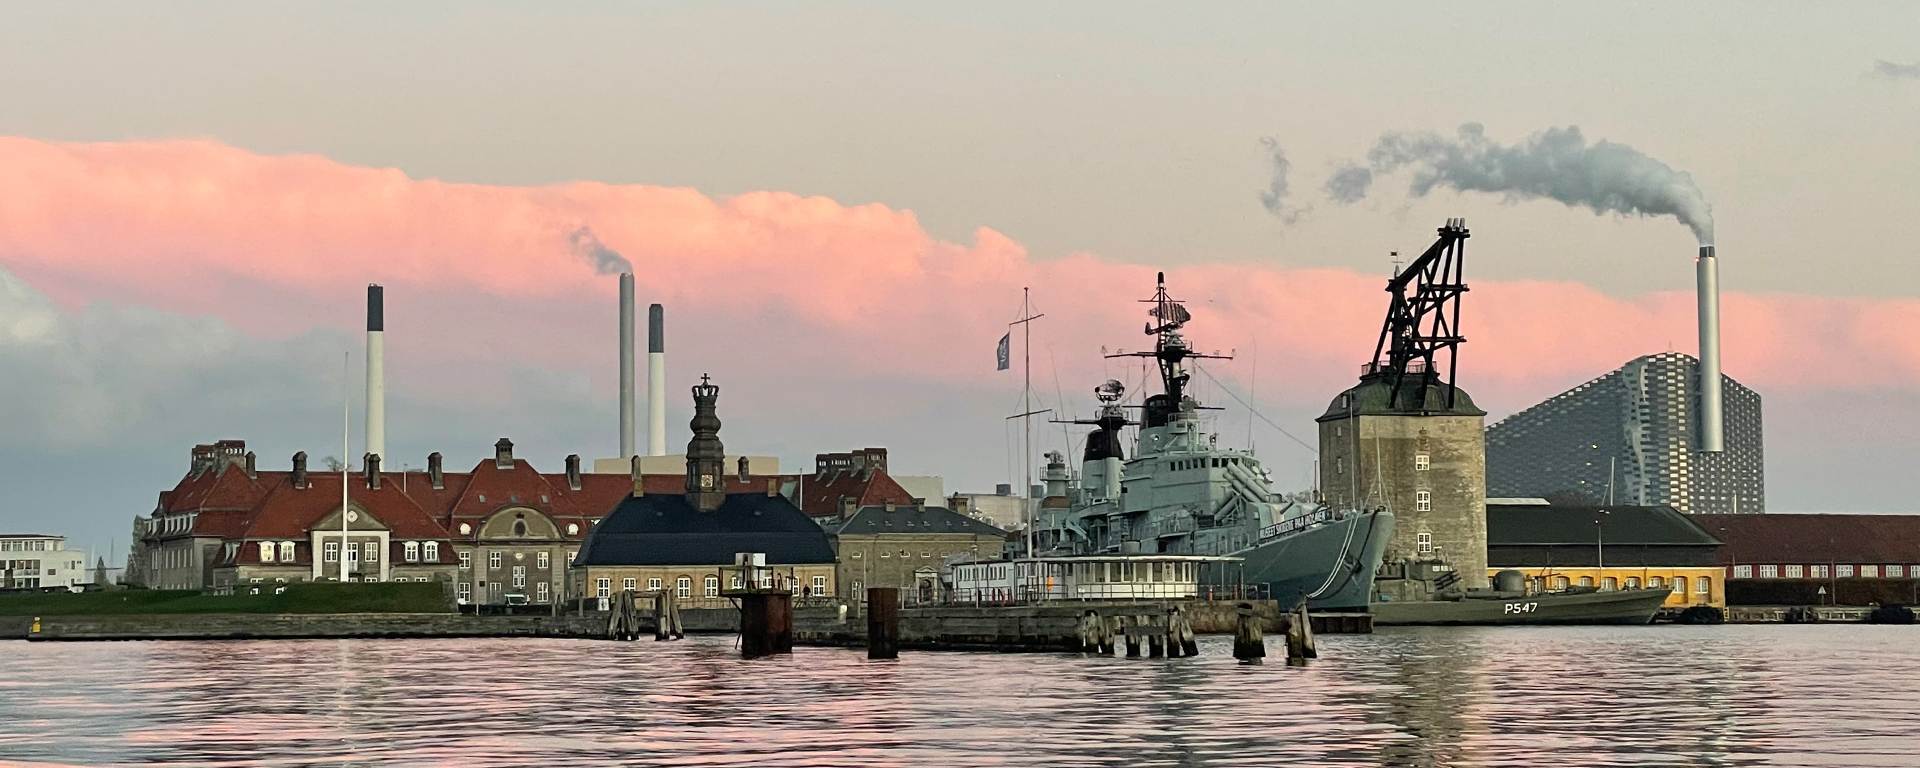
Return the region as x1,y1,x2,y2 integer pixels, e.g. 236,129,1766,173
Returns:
365,284,386,462
647,303,667,456
618,273,636,459
1696,245,1724,453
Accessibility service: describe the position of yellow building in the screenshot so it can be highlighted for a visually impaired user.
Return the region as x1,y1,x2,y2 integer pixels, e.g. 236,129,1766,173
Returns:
1489,566,1724,609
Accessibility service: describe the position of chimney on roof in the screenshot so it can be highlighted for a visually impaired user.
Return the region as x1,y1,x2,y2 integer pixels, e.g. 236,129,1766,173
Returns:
648,303,667,457
428,452,443,490
244,451,257,480
913,498,926,510
838,496,856,519
884,500,897,512
565,454,582,491
365,453,382,490
766,478,779,498
292,451,308,489
494,438,514,469
865,448,888,474
630,454,645,497
366,284,386,463
737,456,750,483
191,444,216,473
948,493,970,517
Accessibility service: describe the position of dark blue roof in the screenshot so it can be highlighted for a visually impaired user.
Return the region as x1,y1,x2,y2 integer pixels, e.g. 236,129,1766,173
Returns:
835,504,1007,536
575,492,837,566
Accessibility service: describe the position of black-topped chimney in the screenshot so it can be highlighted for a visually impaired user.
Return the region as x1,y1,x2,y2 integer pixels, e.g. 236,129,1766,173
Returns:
565,454,582,491
292,451,308,489
494,438,514,469
365,453,382,490
428,451,444,489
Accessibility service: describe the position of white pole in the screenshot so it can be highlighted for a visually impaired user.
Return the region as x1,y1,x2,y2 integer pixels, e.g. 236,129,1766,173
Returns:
342,350,351,583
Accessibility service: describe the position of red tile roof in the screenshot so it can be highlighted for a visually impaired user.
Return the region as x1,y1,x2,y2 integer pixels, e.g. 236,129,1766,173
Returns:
797,468,914,518
1695,513,1920,566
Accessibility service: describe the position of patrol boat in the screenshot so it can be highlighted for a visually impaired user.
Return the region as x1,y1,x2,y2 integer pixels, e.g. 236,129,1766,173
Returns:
1029,274,1393,611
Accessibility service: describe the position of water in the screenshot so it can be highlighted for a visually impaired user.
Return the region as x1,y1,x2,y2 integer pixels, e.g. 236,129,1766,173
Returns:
3,626,1917,767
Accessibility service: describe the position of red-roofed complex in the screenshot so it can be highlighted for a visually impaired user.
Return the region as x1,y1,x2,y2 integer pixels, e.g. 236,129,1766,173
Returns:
798,448,916,524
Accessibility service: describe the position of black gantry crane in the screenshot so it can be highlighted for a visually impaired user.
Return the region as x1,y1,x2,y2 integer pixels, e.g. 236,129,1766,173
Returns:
1369,218,1470,411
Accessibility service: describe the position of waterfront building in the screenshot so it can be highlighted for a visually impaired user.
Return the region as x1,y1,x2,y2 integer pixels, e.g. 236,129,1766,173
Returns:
216,459,459,588
1698,513,1920,606
796,447,917,527
0,534,91,591
1319,369,1491,595
572,376,839,608
1486,498,1725,608
948,487,1031,531
832,498,1006,601
1486,353,1764,514
947,554,1238,602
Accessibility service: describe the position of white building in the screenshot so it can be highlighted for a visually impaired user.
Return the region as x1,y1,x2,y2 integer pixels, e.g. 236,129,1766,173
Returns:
947,554,1239,603
1,534,92,591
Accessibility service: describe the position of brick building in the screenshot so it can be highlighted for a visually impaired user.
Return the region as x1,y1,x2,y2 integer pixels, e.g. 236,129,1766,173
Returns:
832,499,1006,601
1700,513,1920,606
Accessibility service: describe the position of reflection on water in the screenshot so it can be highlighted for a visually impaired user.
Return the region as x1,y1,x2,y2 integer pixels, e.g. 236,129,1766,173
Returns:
3,626,1918,767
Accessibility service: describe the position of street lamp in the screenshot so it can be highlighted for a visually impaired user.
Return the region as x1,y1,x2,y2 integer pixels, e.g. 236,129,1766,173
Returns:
1594,509,1611,578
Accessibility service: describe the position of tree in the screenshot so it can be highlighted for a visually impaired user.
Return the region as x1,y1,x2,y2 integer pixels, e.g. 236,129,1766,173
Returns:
93,557,109,589
322,456,345,472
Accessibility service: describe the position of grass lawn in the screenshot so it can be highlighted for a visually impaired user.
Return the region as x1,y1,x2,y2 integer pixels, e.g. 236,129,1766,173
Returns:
0,582,451,616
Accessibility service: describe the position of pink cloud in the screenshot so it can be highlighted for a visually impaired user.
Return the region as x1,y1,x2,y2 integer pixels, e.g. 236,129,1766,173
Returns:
4,134,1917,415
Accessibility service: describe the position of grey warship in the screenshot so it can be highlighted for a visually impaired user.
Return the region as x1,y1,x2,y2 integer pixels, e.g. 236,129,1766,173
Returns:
1031,274,1393,611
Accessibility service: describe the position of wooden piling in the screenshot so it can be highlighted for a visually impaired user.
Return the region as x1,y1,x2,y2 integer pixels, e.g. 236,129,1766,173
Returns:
1101,616,1117,655
653,591,669,641
1284,605,1310,665
1147,620,1165,658
1296,605,1317,659
1124,616,1141,657
867,587,900,660
739,591,794,659
1232,602,1264,663
1169,607,1199,657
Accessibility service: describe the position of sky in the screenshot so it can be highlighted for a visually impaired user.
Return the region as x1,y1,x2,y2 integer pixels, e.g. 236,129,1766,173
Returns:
1,3,1917,558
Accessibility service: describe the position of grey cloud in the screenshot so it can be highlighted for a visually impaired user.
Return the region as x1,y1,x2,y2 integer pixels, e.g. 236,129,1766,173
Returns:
1333,123,1714,244
1257,137,1308,224
1323,163,1374,204
567,225,633,274
1872,60,1920,80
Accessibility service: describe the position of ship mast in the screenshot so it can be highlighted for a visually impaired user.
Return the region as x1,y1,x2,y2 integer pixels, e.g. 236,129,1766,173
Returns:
1007,288,1048,558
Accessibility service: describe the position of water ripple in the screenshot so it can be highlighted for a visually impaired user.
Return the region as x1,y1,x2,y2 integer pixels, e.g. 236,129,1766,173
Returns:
3,626,1918,767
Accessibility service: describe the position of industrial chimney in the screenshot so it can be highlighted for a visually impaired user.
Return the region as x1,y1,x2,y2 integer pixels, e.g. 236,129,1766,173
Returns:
1696,245,1723,453
365,284,386,462
618,273,636,459
648,303,667,456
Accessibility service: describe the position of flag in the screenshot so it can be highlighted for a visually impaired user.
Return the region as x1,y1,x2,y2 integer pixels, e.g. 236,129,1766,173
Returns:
996,332,1011,371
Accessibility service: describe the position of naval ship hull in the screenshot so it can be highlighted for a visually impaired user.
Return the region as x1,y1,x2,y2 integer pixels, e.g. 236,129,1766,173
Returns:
1225,509,1394,612
1371,587,1670,626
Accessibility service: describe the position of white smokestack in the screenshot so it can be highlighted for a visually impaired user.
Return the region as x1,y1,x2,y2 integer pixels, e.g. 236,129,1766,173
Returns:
1696,245,1723,453
365,284,386,462
619,273,636,459
648,303,666,456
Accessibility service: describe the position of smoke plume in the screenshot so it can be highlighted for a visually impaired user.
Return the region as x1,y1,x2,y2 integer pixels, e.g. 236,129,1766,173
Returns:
1872,60,1920,80
1258,137,1308,223
568,225,632,274
1324,163,1374,204
1334,123,1715,244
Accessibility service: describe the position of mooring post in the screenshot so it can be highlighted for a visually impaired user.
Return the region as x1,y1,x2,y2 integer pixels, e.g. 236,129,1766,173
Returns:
1296,604,1318,659
867,587,900,660
654,590,670,641
1124,616,1141,657
1147,614,1165,658
1100,614,1116,655
740,591,795,659
1284,606,1309,666
1170,607,1199,657
1232,602,1264,663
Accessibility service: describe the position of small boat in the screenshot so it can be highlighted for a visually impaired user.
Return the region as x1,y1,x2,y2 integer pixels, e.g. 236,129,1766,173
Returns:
1371,566,1669,626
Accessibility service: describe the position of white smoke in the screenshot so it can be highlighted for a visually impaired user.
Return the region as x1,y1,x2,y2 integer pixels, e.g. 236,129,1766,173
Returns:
1257,137,1308,224
567,225,633,274
1333,123,1715,244
1873,60,1920,80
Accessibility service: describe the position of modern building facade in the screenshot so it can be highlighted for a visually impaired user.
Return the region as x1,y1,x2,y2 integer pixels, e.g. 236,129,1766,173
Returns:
1,534,91,590
1486,352,1763,514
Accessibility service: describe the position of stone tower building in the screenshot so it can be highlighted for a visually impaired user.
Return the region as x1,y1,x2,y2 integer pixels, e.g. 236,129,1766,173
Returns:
1318,371,1489,594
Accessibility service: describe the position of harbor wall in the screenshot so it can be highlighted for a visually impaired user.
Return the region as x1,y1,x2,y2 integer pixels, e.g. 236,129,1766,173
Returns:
11,613,604,641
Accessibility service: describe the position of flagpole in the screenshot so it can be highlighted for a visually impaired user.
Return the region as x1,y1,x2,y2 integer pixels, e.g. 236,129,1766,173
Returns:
342,350,351,583
1023,287,1032,563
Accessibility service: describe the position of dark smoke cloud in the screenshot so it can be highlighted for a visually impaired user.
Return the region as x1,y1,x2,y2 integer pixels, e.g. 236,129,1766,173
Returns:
1257,137,1308,223
568,225,632,274
1323,163,1373,204
1331,123,1714,244
1872,60,1920,80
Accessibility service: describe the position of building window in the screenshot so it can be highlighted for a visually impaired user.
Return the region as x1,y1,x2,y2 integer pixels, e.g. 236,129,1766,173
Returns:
424,542,439,561
1624,577,1641,589
488,551,502,570
1672,576,1687,594
812,575,827,594
730,575,743,590
1730,565,1750,579
676,576,691,599
537,551,550,570
1415,492,1432,512
1336,457,1344,475
921,550,931,559
404,542,420,562
1578,576,1593,587
1696,577,1711,595
1759,564,1778,578
647,577,661,592
1648,576,1664,588
1414,454,1430,471
623,577,637,593
880,551,891,559
511,566,526,589
1837,564,1855,578
852,579,863,594
1863,565,1880,578
259,542,275,563
1601,577,1617,591
1784,565,1803,578
1891,565,1907,578
1810,564,1829,578
279,541,294,562
705,576,719,598
852,551,863,559
456,582,472,603
363,541,379,563
459,551,472,571
323,542,339,563
1416,532,1433,555
595,578,610,598
536,582,549,602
